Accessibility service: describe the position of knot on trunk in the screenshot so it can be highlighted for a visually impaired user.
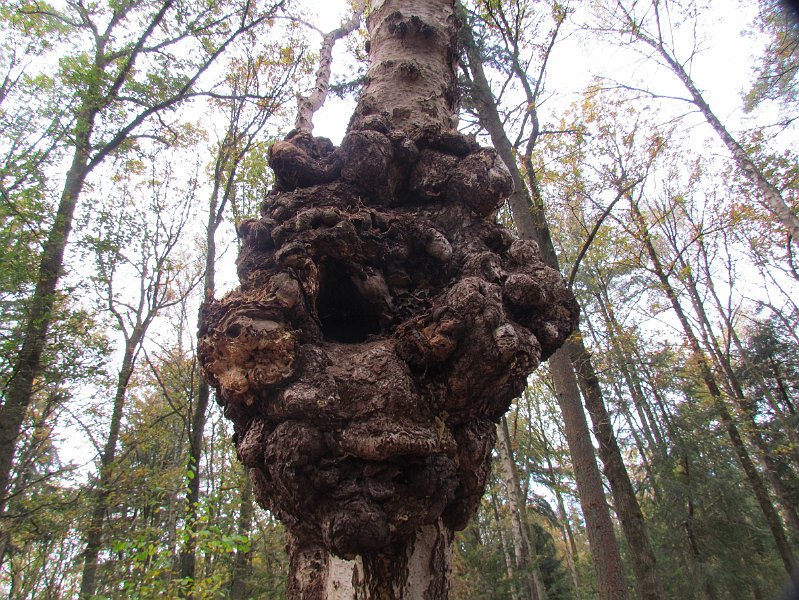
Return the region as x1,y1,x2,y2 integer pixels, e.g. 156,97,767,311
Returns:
270,130,342,190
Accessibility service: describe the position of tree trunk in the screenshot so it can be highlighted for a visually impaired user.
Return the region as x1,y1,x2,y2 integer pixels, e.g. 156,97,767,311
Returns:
179,154,224,588
197,0,578,597
679,453,719,600
630,200,797,574
177,378,209,587
593,285,665,450
666,50,799,245
497,416,546,600
0,144,90,514
490,487,522,600
80,331,144,599
554,486,581,597
548,349,629,600
569,339,667,600
678,257,799,539
287,521,453,599
229,468,255,600
615,1,799,245
461,17,667,600
540,436,582,597
295,5,363,133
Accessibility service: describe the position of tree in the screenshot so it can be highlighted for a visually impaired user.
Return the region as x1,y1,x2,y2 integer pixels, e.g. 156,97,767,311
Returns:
77,150,200,598
496,415,547,600
629,197,797,575
745,0,799,120
179,36,298,589
0,0,287,519
459,4,666,598
592,0,799,246
197,0,579,597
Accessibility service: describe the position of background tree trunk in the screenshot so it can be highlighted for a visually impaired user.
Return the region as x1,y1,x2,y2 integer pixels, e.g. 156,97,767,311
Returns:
460,16,661,599
229,468,255,600
497,416,546,600
631,199,797,574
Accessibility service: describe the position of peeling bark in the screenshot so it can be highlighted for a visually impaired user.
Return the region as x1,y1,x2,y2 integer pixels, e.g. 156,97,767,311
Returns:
198,1,578,596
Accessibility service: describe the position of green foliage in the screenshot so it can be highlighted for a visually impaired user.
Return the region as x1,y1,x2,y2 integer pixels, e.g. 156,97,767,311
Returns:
453,520,517,600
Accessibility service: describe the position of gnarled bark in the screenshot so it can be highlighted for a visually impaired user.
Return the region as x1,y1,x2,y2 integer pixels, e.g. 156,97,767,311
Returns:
197,1,578,597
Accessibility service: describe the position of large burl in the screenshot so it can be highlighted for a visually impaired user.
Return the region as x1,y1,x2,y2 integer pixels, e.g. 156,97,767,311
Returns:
197,0,578,581
197,119,578,558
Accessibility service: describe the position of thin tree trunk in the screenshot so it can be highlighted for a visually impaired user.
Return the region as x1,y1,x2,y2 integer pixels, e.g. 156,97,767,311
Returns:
537,425,582,597
0,145,90,514
677,257,799,539
177,378,209,586
180,98,264,583
461,17,666,599
490,487,522,600
593,284,665,450
497,416,546,600
295,4,363,133
229,468,255,600
697,236,799,467
667,52,799,244
80,330,144,599
555,487,582,597
0,0,177,517
615,1,799,244
568,340,666,600
631,200,797,574
178,174,221,585
639,361,678,443
679,453,718,600
547,349,629,600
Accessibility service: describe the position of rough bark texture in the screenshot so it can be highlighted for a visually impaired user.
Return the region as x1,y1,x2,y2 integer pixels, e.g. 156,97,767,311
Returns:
197,0,578,596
